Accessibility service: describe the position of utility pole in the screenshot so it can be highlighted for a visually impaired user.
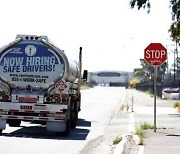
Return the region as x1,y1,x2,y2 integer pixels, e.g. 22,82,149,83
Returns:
176,41,179,87
174,46,176,86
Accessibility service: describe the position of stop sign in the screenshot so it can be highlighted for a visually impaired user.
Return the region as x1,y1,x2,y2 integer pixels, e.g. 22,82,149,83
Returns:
144,43,167,66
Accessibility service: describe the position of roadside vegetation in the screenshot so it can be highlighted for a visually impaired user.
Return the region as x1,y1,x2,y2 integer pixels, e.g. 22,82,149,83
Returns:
129,77,140,88
173,102,180,111
173,101,180,108
130,0,180,44
113,136,122,145
81,84,90,90
135,122,154,145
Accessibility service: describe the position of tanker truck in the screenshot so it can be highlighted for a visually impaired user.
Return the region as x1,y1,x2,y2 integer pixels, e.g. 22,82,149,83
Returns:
0,34,85,136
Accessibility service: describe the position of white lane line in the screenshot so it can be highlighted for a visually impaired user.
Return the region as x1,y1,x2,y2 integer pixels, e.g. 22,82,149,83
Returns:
128,112,135,133
138,145,144,154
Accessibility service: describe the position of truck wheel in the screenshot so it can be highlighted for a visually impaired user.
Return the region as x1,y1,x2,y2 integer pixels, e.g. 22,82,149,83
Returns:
78,94,81,111
71,112,78,129
71,103,78,129
8,119,21,127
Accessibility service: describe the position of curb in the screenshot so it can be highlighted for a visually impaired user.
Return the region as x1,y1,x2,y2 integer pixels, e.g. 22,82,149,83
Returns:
113,134,131,154
113,134,141,154
113,138,129,154
133,134,141,145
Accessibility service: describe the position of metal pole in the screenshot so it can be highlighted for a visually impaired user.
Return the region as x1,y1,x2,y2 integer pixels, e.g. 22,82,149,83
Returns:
176,41,179,87
78,47,82,94
154,66,157,132
174,47,176,85
131,96,134,112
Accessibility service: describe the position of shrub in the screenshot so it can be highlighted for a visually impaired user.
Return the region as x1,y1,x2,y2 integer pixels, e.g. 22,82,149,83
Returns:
113,136,122,145
135,122,154,145
135,127,144,145
140,122,154,130
173,102,180,108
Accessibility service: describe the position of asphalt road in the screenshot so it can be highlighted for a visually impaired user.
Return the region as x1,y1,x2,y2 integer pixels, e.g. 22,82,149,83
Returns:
0,87,127,154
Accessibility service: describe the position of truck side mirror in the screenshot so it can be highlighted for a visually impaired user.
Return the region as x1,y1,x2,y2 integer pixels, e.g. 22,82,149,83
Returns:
83,70,88,81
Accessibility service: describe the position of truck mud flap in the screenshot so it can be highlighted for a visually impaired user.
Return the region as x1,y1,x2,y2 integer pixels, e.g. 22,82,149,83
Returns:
46,120,71,136
46,121,66,132
0,119,6,130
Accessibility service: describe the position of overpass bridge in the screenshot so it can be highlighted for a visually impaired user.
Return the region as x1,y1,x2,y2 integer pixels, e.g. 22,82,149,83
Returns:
88,71,133,87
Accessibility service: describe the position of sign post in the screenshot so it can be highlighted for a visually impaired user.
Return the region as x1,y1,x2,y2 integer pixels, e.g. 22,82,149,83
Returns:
144,43,167,132
153,66,157,132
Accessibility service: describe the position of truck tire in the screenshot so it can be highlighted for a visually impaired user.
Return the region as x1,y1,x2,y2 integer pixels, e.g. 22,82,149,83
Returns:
8,119,21,127
71,103,78,129
78,94,81,111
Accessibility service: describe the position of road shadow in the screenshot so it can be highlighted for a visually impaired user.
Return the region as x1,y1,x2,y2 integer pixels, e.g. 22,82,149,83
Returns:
166,134,180,137
0,118,91,140
77,118,91,127
169,114,180,117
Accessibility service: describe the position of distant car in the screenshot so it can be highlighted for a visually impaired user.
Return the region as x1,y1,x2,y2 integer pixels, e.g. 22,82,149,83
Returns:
162,87,180,100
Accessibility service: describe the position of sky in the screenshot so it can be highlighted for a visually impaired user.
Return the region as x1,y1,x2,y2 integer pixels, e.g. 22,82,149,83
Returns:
0,0,174,72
